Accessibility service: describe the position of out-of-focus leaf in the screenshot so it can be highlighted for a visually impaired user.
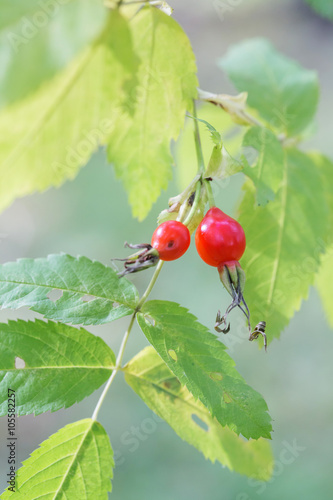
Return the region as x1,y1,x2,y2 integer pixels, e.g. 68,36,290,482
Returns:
0,10,138,215
107,7,198,220
316,250,333,328
125,346,273,480
305,0,333,20
238,149,329,343
219,38,319,136
242,126,284,206
0,0,106,107
311,153,333,327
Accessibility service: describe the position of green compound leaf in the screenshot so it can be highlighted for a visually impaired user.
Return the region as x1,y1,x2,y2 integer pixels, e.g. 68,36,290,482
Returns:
137,300,272,440
0,0,106,108
238,149,329,343
219,38,319,136
107,7,198,220
0,320,115,415
242,126,284,206
125,346,273,480
0,254,138,325
0,10,139,216
1,419,113,499
305,0,333,20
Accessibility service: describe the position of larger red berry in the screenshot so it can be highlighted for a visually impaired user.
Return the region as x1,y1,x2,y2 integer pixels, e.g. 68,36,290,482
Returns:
151,221,190,261
195,207,246,267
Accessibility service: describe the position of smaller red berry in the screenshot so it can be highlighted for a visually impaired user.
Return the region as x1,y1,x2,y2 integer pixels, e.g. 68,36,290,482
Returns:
151,221,190,261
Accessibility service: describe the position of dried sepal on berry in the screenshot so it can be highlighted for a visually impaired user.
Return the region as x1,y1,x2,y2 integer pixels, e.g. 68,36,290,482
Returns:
114,243,160,277
216,260,251,334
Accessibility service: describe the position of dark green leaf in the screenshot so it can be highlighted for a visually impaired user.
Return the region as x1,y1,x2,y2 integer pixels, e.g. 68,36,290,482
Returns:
137,300,272,440
0,254,138,324
0,319,115,415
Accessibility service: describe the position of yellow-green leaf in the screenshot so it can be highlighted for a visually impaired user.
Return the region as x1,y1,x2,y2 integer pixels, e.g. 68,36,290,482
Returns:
125,346,273,480
1,419,113,499
107,7,198,220
0,10,138,215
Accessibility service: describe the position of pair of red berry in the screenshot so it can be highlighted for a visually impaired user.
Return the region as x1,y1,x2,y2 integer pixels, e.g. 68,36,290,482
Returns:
119,207,266,348
151,207,245,267
152,210,267,349
152,208,256,340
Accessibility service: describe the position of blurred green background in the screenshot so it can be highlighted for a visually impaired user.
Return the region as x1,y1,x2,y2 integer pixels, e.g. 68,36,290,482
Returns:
1,0,333,498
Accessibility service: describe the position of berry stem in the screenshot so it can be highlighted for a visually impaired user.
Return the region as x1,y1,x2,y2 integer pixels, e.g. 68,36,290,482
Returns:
136,260,164,310
182,180,202,227
205,179,215,208
192,99,205,175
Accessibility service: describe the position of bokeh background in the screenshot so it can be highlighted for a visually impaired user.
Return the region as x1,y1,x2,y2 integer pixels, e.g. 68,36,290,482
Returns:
1,0,333,498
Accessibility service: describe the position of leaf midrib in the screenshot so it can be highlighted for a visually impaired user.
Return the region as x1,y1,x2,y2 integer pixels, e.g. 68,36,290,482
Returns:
0,365,114,372
0,278,133,305
125,369,210,416
267,150,288,305
18,421,95,496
